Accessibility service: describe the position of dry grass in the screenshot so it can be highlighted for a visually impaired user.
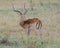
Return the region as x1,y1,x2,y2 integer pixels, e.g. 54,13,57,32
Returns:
0,0,60,48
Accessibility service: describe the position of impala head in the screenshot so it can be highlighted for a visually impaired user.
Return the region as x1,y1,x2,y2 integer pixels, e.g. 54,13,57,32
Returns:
11,1,28,21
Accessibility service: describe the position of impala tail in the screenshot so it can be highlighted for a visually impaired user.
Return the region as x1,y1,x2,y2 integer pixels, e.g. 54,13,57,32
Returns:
36,20,42,31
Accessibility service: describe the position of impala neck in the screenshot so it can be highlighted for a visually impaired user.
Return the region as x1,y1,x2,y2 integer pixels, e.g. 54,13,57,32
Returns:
20,15,26,22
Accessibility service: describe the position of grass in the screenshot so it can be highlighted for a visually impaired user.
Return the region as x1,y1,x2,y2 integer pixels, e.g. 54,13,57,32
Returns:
0,1,60,48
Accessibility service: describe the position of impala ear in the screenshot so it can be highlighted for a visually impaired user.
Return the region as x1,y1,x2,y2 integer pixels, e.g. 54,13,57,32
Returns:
13,9,23,15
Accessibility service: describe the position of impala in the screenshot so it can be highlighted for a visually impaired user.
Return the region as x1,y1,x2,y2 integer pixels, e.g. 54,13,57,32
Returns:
11,2,42,35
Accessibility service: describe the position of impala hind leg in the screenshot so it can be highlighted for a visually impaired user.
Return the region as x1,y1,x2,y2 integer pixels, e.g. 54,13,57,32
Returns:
32,24,38,36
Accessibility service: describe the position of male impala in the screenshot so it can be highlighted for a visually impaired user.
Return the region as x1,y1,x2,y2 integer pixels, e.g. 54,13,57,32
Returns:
11,2,42,35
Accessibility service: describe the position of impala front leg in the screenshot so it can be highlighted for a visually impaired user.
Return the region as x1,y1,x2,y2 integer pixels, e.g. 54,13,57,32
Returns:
27,26,31,35
24,27,31,36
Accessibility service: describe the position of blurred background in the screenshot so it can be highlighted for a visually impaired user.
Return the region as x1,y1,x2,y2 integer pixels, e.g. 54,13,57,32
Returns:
0,0,60,48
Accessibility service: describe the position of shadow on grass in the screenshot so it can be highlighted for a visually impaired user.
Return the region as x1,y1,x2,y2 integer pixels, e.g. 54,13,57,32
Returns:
0,38,18,46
